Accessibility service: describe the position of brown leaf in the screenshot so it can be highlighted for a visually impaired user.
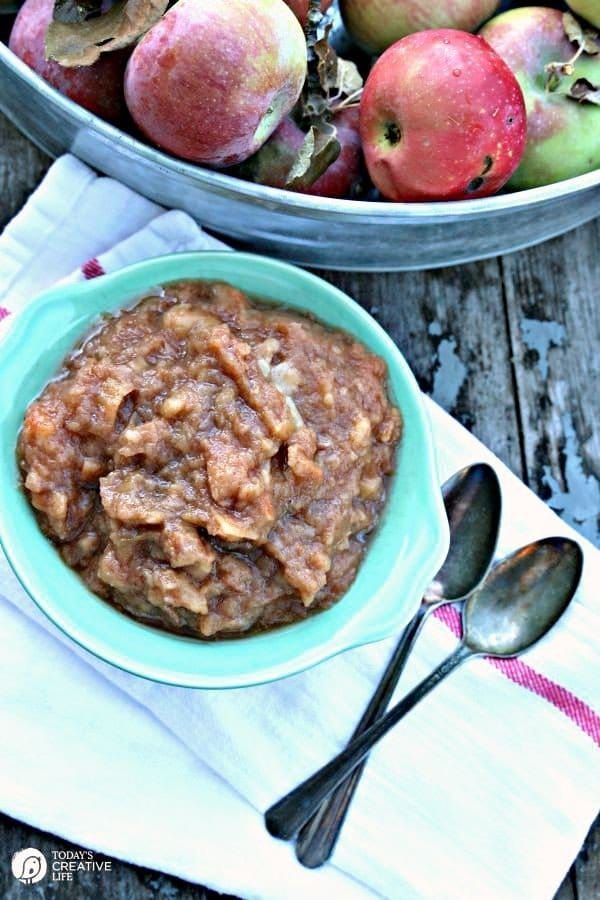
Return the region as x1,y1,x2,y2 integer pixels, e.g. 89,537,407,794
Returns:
567,77,600,104
312,25,363,99
53,0,102,25
563,11,600,55
46,0,169,67
314,27,338,94
563,11,586,44
336,58,363,98
285,123,341,190
582,29,600,54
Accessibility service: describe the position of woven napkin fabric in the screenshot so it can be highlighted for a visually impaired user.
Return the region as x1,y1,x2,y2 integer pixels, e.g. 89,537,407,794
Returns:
0,155,598,900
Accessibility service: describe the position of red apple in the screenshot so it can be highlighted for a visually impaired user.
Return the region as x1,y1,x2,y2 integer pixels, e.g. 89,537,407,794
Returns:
480,7,600,189
360,29,527,201
124,0,307,167
9,0,128,123
340,0,501,55
284,0,333,26
238,108,363,198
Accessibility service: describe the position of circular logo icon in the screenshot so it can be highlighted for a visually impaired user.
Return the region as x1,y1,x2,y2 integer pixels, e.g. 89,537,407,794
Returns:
11,848,47,884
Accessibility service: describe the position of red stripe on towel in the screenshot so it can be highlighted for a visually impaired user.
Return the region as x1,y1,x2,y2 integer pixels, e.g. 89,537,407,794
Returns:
433,604,600,747
0,307,10,321
81,258,105,279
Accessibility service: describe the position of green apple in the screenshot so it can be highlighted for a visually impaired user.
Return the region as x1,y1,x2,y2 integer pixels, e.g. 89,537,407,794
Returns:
566,0,600,30
340,0,500,55
481,6,600,189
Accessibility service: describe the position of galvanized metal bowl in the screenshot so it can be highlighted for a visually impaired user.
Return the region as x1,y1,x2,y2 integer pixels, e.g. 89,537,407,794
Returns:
1,40,599,271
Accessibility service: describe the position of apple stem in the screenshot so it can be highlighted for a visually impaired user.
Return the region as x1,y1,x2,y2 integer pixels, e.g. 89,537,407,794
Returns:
544,42,585,92
332,87,364,112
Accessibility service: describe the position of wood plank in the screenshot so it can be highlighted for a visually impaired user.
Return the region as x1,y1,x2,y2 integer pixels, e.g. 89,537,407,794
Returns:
554,870,577,900
318,262,525,476
575,815,600,900
0,112,51,230
500,221,600,545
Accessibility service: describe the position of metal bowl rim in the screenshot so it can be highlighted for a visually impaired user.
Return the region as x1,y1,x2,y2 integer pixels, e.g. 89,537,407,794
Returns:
2,41,599,222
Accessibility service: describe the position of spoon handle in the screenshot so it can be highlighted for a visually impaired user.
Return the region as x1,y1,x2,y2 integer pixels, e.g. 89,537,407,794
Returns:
265,643,472,841
296,602,431,868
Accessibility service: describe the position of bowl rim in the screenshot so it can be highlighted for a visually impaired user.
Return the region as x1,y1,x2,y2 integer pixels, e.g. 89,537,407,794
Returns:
0,251,449,688
1,42,599,223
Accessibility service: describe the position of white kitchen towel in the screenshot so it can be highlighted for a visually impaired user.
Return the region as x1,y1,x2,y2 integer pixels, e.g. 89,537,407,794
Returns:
0,155,598,900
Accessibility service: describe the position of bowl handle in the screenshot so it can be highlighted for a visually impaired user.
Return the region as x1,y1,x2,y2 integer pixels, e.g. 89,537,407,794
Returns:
329,572,431,653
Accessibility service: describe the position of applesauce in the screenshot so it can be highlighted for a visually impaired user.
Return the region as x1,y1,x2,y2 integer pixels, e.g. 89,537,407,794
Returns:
19,280,401,637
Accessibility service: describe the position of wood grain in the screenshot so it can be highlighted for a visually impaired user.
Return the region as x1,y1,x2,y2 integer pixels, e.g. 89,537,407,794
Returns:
0,107,598,899
0,113,50,230
501,223,600,544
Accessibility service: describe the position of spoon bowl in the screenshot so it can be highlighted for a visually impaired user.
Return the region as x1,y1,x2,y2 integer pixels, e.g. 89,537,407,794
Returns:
427,462,502,603
464,537,583,657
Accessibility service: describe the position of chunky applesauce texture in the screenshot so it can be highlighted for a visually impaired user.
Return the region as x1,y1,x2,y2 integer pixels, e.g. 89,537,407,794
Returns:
19,281,401,638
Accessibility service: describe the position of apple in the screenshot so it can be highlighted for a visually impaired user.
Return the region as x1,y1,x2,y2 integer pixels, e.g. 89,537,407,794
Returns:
124,0,307,167
566,0,600,29
9,0,128,123
284,0,333,26
238,108,363,198
340,0,501,55
480,7,600,189
360,29,526,201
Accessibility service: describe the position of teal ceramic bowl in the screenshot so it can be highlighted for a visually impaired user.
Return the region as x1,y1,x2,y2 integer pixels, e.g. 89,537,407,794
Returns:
0,253,448,688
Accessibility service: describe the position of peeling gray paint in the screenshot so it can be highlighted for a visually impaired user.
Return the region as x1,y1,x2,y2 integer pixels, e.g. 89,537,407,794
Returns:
428,321,443,337
431,337,467,412
520,318,566,380
542,413,600,544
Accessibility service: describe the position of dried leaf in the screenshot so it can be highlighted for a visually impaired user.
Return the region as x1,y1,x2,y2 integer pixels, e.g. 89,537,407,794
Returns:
285,123,341,190
314,26,338,93
53,0,102,25
582,29,600,54
567,77,600,104
336,57,363,97
563,11,586,44
312,25,362,99
46,0,168,67
563,11,600,54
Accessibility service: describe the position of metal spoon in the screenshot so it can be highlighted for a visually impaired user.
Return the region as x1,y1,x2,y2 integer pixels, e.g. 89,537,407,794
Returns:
266,536,583,841
296,462,502,868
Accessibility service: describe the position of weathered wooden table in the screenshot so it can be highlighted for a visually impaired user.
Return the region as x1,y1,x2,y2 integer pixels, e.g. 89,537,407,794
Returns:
0,111,598,900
